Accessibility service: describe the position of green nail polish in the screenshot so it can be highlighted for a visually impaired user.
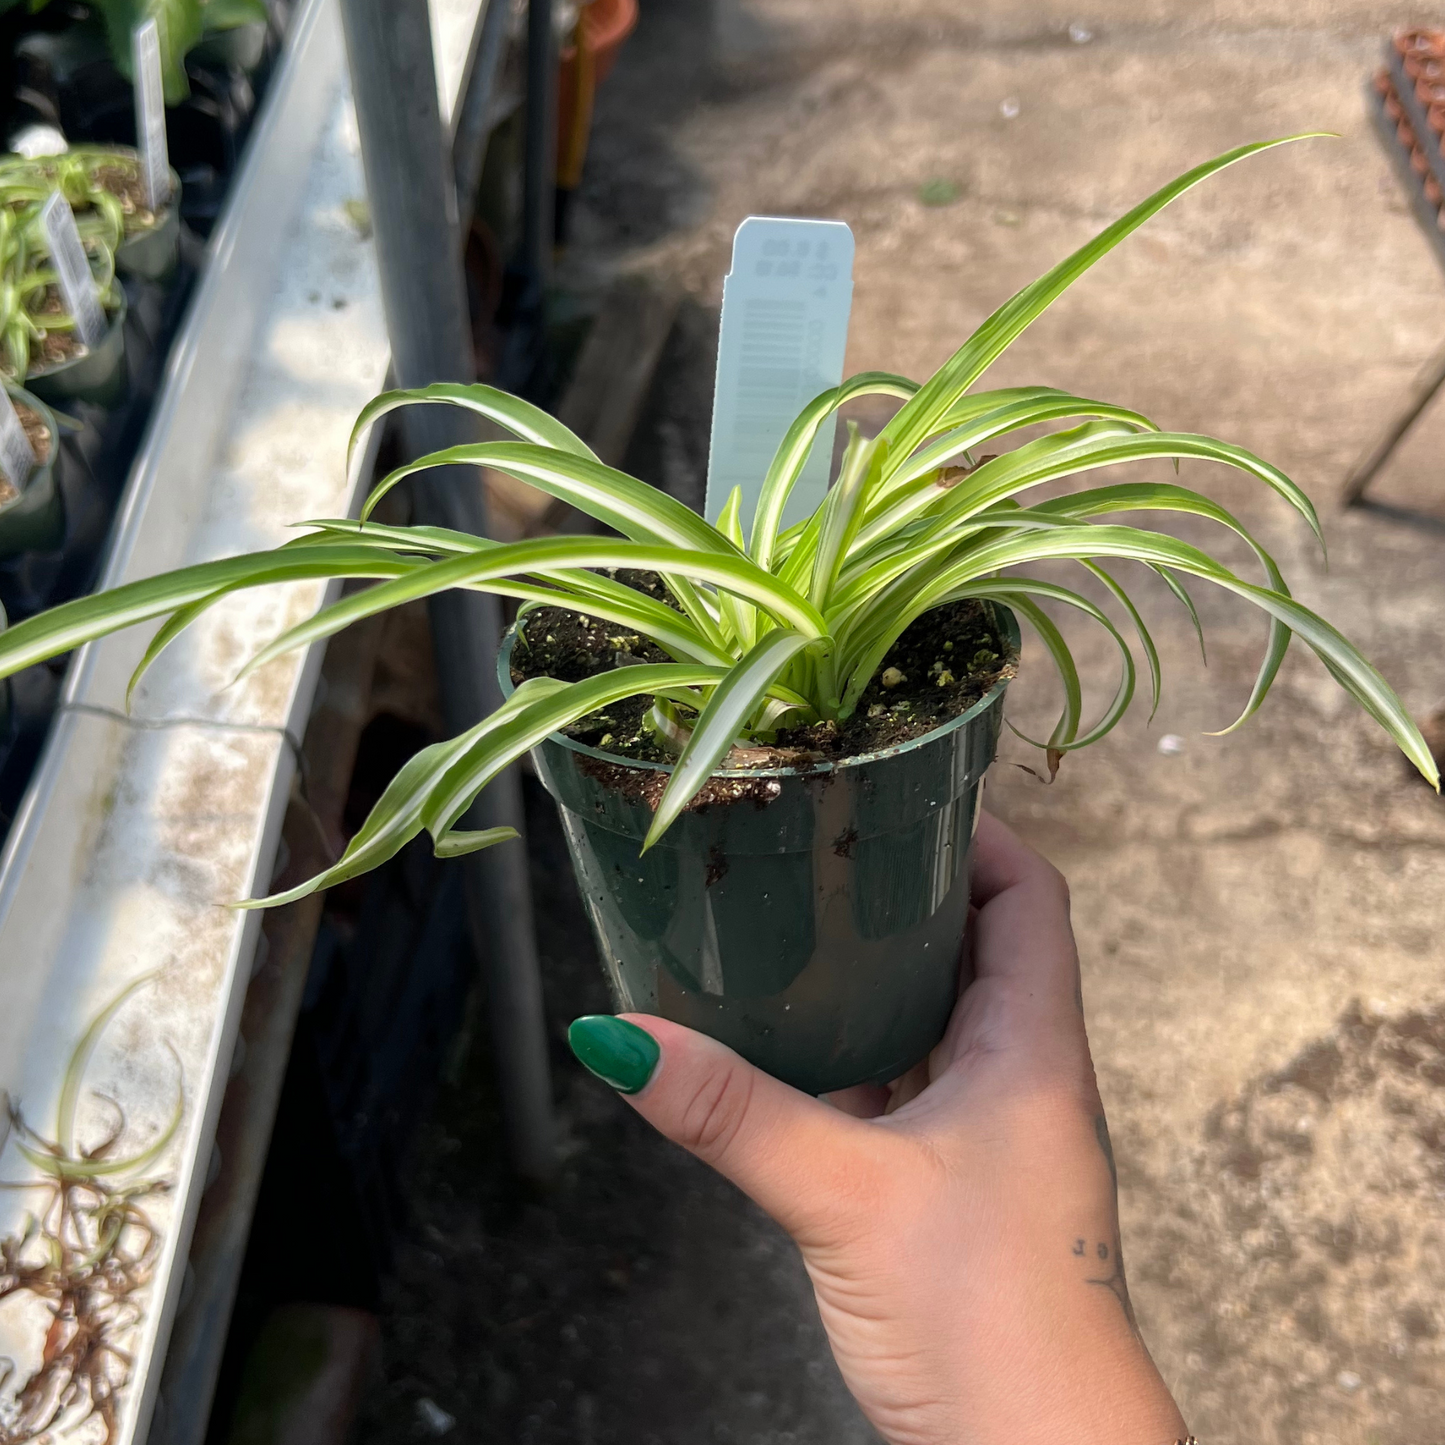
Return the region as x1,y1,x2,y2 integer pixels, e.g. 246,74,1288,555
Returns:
568,1015,660,1094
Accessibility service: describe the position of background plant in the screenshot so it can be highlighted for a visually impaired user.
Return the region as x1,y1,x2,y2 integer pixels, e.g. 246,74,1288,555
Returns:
0,0,269,103
0,153,123,377
0,136,1432,905
0,976,179,1444
0,147,162,252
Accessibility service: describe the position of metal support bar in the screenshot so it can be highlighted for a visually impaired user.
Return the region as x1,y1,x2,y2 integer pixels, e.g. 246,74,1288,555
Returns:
1341,335,1445,507
339,0,556,1184
452,0,514,233
522,0,556,285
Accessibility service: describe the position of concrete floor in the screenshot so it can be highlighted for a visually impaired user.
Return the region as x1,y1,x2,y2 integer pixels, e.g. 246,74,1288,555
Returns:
367,3,1445,1442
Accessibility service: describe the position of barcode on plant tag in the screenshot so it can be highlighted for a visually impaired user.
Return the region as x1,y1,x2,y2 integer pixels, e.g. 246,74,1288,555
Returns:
705,216,855,532
0,389,36,494
133,18,169,211
39,191,105,349
730,297,808,464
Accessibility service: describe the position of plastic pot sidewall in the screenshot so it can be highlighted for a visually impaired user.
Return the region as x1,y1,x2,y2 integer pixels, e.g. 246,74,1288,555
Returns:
499,609,1018,1094
0,388,63,558
26,293,128,409
115,167,183,281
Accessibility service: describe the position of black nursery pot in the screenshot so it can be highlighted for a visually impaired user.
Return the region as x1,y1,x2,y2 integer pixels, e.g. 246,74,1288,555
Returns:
115,167,183,281
499,609,1018,1095
0,387,63,559
25,292,128,409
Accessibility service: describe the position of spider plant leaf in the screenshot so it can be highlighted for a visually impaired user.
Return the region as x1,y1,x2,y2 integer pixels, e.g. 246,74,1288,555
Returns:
433,827,520,858
360,442,738,556
422,663,737,840
810,426,886,609
1152,564,1208,663
750,372,918,571
346,382,598,480
879,523,1437,789
923,424,1322,549
659,571,730,653
22,1044,184,1181
1001,595,1080,766
876,134,1326,472
293,518,490,555
235,537,828,683
715,485,756,651
293,520,736,665
644,629,816,851
0,545,413,683
877,388,1160,500
56,973,156,1159
1027,479,1293,729
1080,561,1159,718
127,595,216,708
534,572,734,666
242,679,570,907
839,423,1321,627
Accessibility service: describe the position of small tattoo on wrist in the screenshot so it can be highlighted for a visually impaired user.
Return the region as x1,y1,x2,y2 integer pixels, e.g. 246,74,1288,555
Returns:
1078,1113,1139,1334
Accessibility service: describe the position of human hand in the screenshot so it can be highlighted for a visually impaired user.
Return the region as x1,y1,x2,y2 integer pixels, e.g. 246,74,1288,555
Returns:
566,812,1188,1445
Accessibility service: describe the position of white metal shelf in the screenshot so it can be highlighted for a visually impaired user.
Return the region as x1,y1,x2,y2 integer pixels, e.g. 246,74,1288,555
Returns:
0,2,486,1440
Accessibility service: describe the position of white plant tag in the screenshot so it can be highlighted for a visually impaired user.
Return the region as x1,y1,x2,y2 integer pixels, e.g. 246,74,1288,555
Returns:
704,216,854,533
133,18,170,212
39,191,106,350
0,390,36,494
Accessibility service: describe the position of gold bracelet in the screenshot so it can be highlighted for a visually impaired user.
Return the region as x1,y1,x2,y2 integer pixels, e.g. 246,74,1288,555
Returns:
1173,1438,1199,1444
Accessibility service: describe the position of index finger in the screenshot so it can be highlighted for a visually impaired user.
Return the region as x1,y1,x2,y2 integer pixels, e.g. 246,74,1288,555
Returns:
969,809,1057,908
968,810,1079,996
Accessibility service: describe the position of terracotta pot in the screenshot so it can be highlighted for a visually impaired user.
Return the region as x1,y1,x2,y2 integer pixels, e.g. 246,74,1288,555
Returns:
1386,89,1405,123
1425,175,1443,206
1392,26,1439,55
1412,145,1430,177
1416,76,1445,109
1396,28,1445,66
556,0,639,191
1398,118,1417,150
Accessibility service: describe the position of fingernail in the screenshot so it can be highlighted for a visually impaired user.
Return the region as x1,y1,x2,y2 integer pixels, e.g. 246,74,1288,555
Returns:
567,1015,660,1094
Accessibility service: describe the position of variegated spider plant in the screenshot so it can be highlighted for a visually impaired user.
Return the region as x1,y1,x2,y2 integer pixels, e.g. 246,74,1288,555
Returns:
0,137,1434,906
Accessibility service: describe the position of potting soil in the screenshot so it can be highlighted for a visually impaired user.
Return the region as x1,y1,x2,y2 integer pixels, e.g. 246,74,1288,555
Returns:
512,582,1013,766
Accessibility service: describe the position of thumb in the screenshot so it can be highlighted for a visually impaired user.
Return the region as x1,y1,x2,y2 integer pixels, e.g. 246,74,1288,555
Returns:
568,1013,877,1240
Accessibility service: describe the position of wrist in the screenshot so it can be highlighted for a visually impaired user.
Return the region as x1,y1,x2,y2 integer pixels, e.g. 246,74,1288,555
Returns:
947,1297,1184,1445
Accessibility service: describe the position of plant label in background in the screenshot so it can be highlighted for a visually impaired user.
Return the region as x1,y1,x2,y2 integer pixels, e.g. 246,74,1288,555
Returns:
133,18,170,212
704,216,854,533
0,391,36,495
39,192,106,349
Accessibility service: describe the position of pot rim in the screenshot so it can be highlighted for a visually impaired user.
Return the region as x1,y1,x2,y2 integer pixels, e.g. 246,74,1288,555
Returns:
497,602,1019,780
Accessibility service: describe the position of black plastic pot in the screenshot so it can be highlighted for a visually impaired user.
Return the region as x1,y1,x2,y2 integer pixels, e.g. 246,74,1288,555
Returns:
0,386,63,559
115,193,180,281
26,291,128,409
190,23,269,75
98,155,185,281
499,610,1018,1095
22,45,245,240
